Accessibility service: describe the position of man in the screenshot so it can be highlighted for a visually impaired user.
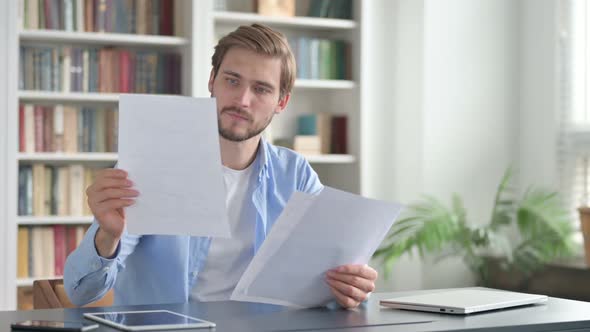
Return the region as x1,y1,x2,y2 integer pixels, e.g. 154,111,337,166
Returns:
64,24,377,309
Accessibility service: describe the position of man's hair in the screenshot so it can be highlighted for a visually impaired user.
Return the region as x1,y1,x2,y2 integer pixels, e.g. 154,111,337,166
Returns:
211,23,296,99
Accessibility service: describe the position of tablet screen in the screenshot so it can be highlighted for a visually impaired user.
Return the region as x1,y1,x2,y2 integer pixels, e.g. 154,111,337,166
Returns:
84,310,215,330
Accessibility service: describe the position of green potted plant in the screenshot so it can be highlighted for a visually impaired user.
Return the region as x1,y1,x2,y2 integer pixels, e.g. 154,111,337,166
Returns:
373,168,578,285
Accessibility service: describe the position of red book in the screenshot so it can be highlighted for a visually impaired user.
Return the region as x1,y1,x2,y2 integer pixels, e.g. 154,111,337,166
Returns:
119,51,130,93
43,106,54,152
19,105,25,152
160,0,173,36
53,225,66,276
33,106,44,152
66,226,78,257
331,116,348,154
44,0,52,29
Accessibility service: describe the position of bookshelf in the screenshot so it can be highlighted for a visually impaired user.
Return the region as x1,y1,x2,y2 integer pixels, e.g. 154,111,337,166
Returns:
210,0,362,190
2,0,365,310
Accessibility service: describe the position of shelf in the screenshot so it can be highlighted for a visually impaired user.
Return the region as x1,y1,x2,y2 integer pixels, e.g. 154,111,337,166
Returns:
18,82,353,104
18,91,120,103
17,152,354,164
17,216,94,226
17,277,63,287
214,11,357,30
19,30,189,47
18,153,118,162
305,154,356,164
295,79,355,89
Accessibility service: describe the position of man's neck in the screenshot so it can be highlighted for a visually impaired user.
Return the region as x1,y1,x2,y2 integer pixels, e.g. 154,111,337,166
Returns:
220,135,261,170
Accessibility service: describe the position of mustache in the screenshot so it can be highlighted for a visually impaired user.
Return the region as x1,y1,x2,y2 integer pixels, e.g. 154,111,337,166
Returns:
221,107,253,121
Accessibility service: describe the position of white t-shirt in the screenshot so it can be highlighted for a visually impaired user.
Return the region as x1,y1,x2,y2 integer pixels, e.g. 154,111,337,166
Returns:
190,162,257,301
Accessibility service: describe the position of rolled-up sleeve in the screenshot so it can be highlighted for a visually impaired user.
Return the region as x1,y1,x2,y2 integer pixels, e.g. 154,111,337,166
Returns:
63,221,138,306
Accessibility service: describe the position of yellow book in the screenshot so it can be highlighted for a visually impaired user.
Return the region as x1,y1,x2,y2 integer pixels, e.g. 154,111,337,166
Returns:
17,227,29,278
63,106,78,153
32,164,46,216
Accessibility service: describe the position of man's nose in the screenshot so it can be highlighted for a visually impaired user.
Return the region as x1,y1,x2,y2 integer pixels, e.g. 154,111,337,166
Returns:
235,86,253,108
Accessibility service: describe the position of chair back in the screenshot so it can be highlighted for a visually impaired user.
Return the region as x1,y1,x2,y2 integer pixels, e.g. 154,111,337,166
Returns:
33,279,114,309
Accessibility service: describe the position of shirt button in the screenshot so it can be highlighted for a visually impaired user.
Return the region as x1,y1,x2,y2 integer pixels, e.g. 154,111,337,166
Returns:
93,262,100,270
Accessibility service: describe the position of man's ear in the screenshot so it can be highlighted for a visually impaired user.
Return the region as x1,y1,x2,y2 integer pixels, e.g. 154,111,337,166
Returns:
275,93,291,114
208,69,215,94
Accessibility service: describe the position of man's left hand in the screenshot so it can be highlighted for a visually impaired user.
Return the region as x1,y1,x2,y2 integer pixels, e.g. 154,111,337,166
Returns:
325,264,378,309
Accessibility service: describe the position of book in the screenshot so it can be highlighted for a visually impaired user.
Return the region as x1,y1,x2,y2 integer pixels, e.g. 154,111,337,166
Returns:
17,227,29,278
297,113,332,154
54,225,67,276
257,0,295,17
294,135,321,155
331,115,348,154
69,165,85,216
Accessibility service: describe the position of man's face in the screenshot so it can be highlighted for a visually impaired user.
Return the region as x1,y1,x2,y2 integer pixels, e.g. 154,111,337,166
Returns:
209,47,289,142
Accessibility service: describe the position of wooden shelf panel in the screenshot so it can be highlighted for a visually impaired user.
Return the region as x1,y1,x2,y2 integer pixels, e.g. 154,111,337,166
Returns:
18,91,120,103
17,216,94,226
19,30,188,47
214,11,357,30
18,153,118,162
295,79,355,89
305,154,356,164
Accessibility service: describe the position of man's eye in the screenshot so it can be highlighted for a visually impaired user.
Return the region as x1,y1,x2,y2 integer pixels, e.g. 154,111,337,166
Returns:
255,86,270,94
226,78,238,85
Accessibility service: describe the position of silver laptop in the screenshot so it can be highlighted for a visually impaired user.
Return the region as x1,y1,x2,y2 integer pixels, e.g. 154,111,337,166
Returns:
380,288,548,315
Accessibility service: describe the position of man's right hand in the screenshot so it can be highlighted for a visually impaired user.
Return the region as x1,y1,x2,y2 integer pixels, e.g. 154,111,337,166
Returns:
86,168,138,258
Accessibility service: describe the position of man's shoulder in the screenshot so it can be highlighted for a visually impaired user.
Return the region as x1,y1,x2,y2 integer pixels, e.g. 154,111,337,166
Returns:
264,141,308,167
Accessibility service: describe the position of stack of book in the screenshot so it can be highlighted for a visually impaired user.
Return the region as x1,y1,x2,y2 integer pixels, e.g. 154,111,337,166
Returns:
293,113,348,155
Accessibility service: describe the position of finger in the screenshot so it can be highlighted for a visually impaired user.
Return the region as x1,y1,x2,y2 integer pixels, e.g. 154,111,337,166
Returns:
94,198,135,215
325,277,368,303
88,178,134,193
331,264,378,281
326,271,375,293
327,282,360,309
96,168,128,180
90,188,139,205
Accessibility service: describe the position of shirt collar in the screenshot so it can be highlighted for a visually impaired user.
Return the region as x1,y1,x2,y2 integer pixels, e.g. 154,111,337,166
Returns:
255,137,271,182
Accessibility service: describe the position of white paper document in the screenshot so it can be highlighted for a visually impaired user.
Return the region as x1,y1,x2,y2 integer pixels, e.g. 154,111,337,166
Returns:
117,94,230,237
231,186,403,308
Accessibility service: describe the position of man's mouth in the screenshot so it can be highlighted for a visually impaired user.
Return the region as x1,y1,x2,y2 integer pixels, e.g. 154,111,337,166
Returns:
223,109,251,122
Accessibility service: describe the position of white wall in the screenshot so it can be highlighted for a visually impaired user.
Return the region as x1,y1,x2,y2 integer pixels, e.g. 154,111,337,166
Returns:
363,0,426,292
364,0,522,290
518,0,558,190
420,0,519,288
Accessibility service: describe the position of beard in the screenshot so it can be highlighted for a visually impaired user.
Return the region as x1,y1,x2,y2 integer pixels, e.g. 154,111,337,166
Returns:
218,106,274,142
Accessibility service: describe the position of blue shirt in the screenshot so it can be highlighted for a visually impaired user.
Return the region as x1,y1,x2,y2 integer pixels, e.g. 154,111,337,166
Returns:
63,139,323,306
